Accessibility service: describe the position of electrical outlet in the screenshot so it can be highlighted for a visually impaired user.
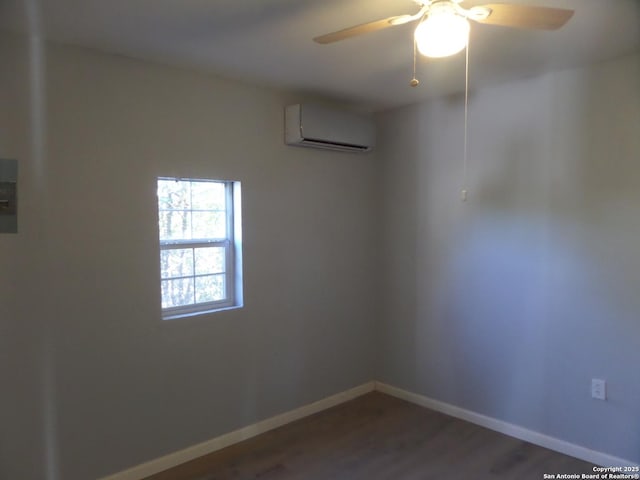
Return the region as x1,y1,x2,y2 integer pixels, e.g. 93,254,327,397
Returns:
591,378,606,400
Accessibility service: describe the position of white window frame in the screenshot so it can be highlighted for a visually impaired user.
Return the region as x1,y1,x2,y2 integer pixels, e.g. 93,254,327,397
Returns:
157,177,243,319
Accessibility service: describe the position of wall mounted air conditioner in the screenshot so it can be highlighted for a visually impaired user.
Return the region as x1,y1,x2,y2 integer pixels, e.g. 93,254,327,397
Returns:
285,104,375,153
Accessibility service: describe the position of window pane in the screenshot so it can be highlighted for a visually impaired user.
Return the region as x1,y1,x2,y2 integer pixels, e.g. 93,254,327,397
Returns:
192,181,226,210
159,210,192,241
192,211,226,239
158,179,191,210
161,278,194,308
161,248,194,279
195,274,225,303
194,247,225,275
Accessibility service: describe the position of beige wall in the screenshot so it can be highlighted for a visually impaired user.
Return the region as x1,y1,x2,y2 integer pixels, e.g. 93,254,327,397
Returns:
377,53,640,464
0,34,379,479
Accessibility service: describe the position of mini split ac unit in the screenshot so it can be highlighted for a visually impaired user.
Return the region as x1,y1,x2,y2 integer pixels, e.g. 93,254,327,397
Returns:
285,104,375,153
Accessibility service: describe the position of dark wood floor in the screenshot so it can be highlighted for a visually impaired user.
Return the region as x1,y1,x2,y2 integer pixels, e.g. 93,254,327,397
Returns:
144,392,596,480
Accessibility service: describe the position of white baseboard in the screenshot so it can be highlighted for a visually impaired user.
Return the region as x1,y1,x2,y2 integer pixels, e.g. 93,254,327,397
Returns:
375,381,639,469
99,380,637,480
98,381,375,480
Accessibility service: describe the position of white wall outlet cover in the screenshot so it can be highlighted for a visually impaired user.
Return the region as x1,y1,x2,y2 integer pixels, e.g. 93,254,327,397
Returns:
591,379,606,400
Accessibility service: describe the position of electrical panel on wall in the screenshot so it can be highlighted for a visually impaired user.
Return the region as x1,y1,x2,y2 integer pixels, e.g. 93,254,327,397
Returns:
0,159,17,233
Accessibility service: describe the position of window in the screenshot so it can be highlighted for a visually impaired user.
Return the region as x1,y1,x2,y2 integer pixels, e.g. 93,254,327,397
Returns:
157,177,242,319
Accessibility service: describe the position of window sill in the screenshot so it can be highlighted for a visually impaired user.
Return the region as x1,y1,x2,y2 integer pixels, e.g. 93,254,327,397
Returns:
162,304,243,321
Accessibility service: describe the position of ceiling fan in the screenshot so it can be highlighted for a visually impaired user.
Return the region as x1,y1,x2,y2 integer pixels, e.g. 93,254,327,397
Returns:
314,1,574,201
314,0,574,59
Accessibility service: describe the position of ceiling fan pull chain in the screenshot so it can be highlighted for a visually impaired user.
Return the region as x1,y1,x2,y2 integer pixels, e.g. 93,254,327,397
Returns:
461,31,470,202
410,36,419,87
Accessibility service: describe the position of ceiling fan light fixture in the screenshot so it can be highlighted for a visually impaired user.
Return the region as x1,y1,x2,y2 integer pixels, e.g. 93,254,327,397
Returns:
414,8,470,58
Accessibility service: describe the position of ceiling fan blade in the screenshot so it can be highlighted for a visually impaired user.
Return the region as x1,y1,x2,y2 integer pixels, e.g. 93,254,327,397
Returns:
313,15,412,44
473,3,574,30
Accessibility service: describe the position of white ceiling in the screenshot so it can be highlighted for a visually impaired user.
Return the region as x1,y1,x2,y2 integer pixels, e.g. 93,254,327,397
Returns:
2,0,639,111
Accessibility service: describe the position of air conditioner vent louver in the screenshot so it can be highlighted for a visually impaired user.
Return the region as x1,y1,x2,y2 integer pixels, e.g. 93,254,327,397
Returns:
299,138,371,152
285,104,375,153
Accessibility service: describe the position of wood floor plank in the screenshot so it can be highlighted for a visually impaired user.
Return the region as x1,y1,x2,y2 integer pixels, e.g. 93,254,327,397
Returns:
143,392,596,480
